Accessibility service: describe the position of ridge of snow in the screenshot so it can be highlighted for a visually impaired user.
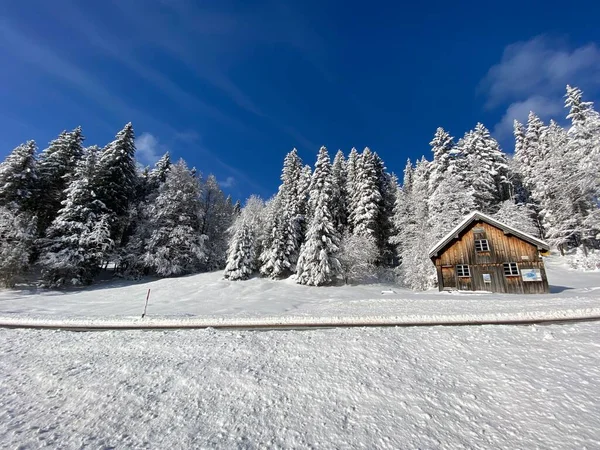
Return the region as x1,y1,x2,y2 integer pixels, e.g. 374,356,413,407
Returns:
2,307,599,329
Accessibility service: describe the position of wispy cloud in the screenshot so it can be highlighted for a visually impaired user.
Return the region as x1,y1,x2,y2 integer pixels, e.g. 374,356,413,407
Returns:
0,19,168,133
136,132,167,166
480,36,600,109
480,35,600,147
492,96,564,143
103,0,320,150
219,176,236,189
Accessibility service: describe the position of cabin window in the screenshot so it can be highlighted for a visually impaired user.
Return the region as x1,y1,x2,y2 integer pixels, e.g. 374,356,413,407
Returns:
475,239,490,252
456,265,471,277
503,262,519,276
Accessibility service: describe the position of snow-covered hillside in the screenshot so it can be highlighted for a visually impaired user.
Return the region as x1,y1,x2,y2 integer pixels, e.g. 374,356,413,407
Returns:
0,256,598,323
1,256,599,447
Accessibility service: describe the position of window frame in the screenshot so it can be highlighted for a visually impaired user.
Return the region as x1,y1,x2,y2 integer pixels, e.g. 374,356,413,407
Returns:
503,262,520,277
456,265,471,277
474,239,490,252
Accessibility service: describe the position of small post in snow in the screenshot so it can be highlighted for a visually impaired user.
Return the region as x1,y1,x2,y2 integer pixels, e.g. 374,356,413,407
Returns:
141,289,151,319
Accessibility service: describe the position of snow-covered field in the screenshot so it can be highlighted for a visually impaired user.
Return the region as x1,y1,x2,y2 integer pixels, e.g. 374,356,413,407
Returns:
1,256,600,448
2,323,600,448
0,256,598,324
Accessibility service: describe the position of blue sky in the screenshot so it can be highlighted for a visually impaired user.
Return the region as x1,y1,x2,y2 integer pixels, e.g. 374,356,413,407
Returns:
1,0,599,200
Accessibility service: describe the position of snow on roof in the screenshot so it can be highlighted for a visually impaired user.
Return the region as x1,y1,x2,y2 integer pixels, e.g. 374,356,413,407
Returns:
428,211,550,258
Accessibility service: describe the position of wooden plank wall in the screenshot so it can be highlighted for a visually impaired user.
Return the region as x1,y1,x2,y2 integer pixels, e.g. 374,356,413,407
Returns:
432,221,550,294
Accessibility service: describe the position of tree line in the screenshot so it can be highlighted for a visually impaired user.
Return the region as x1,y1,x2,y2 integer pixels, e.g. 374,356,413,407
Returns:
224,85,600,288
0,123,238,288
1,85,598,289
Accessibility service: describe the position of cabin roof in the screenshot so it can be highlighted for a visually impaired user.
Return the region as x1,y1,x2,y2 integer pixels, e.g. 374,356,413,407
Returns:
428,211,550,258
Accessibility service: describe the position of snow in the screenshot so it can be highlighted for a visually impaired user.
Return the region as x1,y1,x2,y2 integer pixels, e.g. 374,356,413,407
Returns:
1,256,600,447
0,255,598,325
2,323,600,448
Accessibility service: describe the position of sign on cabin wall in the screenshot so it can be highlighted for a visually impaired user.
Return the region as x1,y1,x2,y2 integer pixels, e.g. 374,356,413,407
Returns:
521,269,542,282
482,273,491,283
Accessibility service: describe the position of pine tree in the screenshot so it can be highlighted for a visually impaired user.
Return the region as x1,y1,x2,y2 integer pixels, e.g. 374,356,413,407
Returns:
494,200,539,237
350,148,382,239
38,148,113,287
233,200,242,215
36,127,85,232
296,147,342,286
260,149,306,278
562,86,600,251
397,158,436,290
428,127,454,193
373,154,397,264
0,207,36,287
223,222,255,280
0,140,38,213
149,152,171,187
96,123,137,242
223,196,265,280
428,171,476,242
389,160,414,258
402,158,413,194
200,174,235,270
330,150,348,233
345,148,360,232
143,160,207,277
456,124,508,212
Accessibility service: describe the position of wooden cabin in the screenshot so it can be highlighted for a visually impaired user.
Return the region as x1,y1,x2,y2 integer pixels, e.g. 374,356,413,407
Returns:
428,211,551,294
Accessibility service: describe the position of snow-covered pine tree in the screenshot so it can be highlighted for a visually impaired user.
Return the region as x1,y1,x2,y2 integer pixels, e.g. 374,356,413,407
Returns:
200,174,235,270
260,149,305,278
223,222,255,281
36,127,85,233
330,150,348,234
373,153,397,265
296,146,342,286
427,126,475,241
118,152,173,277
233,200,242,216
96,123,137,242
345,148,360,232
38,147,113,287
0,140,38,213
0,206,36,288
143,159,207,277
350,147,382,239
456,124,507,212
298,164,313,224
536,120,577,252
148,152,171,189
398,157,436,290
389,159,414,258
563,85,600,251
494,199,539,237
223,195,265,280
428,170,476,242
428,127,454,194
524,112,545,179
402,158,414,194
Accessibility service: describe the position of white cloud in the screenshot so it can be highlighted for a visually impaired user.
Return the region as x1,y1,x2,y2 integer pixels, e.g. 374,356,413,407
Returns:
219,176,236,188
492,96,564,143
480,36,600,109
135,132,167,166
480,36,600,148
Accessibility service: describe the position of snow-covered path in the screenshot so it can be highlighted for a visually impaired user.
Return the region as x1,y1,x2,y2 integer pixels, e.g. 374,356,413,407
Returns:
2,323,600,448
